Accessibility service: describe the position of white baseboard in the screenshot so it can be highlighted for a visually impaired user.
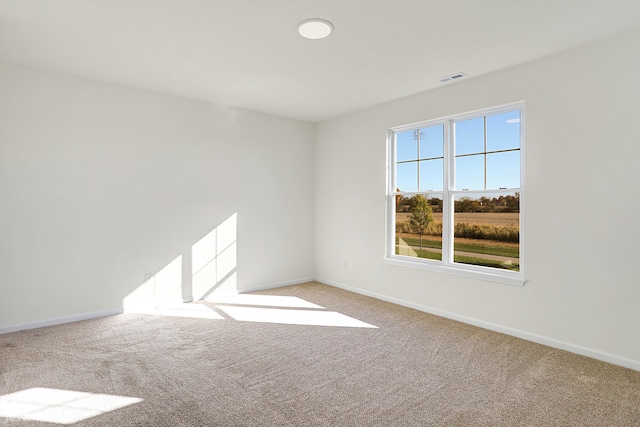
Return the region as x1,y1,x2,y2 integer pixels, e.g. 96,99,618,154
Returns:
239,277,316,294
0,309,124,335
316,277,640,372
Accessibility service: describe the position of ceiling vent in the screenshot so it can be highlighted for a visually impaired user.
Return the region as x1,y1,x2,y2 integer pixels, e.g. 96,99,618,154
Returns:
438,72,467,83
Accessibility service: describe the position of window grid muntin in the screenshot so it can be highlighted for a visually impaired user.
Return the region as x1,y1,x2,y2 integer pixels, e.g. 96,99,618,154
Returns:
394,124,445,194
397,154,443,163
453,114,521,191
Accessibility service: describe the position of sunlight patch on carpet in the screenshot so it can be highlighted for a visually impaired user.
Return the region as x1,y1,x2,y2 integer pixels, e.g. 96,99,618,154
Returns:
205,293,324,309
124,302,224,319
124,293,377,328
0,388,142,425
217,305,378,328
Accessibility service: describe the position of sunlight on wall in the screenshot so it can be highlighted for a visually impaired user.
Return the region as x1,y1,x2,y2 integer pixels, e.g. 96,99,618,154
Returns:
191,226,218,299
123,256,183,308
192,213,237,299
206,271,237,296
123,213,238,311
0,388,142,425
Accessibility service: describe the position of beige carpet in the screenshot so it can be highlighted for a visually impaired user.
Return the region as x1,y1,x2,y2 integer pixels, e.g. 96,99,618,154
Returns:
1,282,639,426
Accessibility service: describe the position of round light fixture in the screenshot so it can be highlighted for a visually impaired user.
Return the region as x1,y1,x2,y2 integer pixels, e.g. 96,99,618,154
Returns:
297,18,334,40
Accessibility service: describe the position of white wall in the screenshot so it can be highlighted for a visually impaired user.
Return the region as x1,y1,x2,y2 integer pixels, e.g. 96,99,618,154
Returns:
315,28,640,368
0,62,315,329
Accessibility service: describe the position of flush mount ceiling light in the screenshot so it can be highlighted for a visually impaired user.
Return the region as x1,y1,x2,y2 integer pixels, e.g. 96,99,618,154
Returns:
297,18,334,40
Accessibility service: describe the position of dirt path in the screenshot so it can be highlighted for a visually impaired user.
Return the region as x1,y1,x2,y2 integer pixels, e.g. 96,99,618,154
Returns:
396,233,519,250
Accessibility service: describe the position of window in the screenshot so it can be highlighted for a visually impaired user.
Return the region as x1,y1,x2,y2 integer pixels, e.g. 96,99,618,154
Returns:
387,103,524,285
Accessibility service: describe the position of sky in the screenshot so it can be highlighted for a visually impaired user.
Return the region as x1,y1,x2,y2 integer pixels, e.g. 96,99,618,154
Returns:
396,110,521,194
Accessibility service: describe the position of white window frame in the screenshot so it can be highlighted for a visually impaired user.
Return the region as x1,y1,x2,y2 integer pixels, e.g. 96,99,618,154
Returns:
385,102,525,286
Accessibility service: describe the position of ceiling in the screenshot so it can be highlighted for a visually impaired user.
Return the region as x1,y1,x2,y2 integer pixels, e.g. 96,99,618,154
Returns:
1,0,640,122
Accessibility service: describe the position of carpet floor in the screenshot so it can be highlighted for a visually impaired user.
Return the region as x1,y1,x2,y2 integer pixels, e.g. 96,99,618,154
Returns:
1,281,639,426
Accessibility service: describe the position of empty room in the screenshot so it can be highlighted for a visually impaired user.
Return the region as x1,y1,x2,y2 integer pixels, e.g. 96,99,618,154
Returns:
1,0,639,425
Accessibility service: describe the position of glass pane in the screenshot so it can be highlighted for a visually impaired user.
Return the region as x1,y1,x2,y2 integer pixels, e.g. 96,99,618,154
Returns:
396,129,418,162
396,162,418,192
455,117,484,155
487,151,520,189
419,159,443,191
453,192,520,272
420,125,444,159
455,154,484,190
487,110,520,152
395,193,443,261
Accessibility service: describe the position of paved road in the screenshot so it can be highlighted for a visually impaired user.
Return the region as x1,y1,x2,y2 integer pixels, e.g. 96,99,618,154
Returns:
396,244,519,265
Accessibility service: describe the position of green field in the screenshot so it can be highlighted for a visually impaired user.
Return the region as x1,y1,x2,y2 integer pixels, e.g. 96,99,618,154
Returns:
396,236,519,258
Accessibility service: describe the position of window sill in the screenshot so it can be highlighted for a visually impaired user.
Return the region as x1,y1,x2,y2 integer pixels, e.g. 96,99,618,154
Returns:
384,255,526,286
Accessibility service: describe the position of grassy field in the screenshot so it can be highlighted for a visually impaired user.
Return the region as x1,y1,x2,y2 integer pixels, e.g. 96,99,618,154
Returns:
396,235,519,258
396,212,519,227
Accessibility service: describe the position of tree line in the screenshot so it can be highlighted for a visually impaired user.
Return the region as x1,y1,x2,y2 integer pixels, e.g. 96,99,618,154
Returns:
396,193,520,213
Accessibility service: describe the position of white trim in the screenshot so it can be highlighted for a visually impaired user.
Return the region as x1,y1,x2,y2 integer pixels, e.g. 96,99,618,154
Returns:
239,277,316,294
316,277,640,372
384,256,525,286
386,130,395,258
443,188,519,195
0,309,123,335
518,109,526,279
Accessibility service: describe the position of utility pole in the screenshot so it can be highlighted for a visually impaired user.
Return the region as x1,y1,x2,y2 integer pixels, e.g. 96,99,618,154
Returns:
413,129,424,189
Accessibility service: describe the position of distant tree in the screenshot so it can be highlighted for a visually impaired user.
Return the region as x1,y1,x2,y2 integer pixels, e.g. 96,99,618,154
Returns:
395,190,405,212
429,197,443,212
408,195,433,250
455,197,481,212
504,194,520,212
398,195,413,212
